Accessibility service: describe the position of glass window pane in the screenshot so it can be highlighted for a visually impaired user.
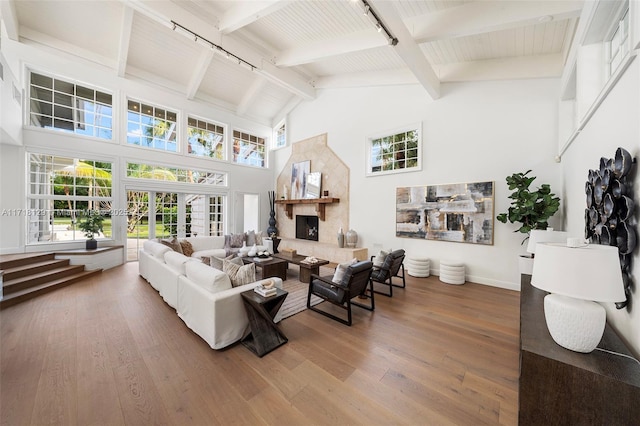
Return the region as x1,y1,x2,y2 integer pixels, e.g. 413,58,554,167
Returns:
31,73,52,89
54,79,74,95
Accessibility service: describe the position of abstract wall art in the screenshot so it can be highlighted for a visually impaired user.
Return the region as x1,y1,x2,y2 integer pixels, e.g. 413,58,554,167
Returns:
290,160,310,200
396,181,494,245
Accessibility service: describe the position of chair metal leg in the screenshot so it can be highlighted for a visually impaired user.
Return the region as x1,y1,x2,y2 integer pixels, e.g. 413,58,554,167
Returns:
352,281,375,311
371,277,393,297
308,299,352,325
390,264,407,289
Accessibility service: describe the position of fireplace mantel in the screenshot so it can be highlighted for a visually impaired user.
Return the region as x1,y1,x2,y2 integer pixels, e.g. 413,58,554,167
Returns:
275,198,340,221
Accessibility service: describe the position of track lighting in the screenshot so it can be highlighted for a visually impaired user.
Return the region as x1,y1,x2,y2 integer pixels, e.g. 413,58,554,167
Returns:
171,20,257,71
359,0,398,46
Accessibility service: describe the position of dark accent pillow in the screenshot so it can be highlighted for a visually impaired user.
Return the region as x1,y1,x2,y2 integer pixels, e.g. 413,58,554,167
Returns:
159,237,183,254
180,240,194,257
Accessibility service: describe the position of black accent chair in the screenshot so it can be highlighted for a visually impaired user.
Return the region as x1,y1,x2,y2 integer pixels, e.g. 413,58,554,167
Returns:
370,249,406,297
306,260,374,326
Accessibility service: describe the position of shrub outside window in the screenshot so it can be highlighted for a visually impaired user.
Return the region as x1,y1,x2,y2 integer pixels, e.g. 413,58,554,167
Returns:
232,130,266,168
127,100,177,152
367,124,421,176
187,116,225,160
29,72,113,139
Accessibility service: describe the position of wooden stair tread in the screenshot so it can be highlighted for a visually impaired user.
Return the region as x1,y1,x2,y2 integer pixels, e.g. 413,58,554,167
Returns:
0,252,55,269
0,269,102,308
3,265,86,291
2,259,70,280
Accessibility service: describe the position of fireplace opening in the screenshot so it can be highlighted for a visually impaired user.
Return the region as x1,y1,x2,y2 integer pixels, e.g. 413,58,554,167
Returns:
296,215,319,241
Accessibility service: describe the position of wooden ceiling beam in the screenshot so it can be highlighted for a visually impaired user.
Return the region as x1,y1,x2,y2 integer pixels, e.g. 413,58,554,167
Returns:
0,0,19,41
186,49,214,100
116,6,134,77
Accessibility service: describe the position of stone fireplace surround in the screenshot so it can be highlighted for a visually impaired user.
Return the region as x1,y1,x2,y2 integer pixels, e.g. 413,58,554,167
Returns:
275,134,367,263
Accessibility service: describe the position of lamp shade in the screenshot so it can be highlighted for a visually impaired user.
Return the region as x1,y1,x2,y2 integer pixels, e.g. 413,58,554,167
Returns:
531,243,625,302
526,229,568,254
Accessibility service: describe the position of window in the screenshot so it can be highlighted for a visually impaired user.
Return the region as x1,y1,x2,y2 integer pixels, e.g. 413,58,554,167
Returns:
367,124,421,176
208,195,225,236
126,162,227,186
232,130,266,167
606,7,629,77
27,153,113,243
126,99,177,152
273,121,286,149
187,116,225,159
29,72,113,139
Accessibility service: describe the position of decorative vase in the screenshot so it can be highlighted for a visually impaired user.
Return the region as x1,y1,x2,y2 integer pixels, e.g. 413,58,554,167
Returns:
337,227,345,248
346,229,357,248
267,190,278,237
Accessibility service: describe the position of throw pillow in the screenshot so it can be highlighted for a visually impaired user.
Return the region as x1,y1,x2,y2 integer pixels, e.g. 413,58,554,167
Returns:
332,258,357,284
210,254,241,271
223,259,256,287
159,237,183,254
373,249,391,268
255,230,264,245
201,256,211,266
180,240,194,257
246,230,256,246
230,233,245,248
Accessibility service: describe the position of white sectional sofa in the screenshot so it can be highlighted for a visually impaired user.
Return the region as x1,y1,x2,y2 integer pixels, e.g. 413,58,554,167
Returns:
139,238,282,349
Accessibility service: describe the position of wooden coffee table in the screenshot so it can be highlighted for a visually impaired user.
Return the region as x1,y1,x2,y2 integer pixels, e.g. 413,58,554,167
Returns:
242,256,288,281
273,253,330,284
240,288,288,357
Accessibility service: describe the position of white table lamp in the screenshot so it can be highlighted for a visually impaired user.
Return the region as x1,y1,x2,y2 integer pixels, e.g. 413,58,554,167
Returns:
531,242,625,353
526,229,568,254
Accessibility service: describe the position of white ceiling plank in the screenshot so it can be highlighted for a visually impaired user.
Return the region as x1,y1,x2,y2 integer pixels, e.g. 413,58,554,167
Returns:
435,53,564,82
0,0,19,40
370,0,440,100
315,68,417,89
237,77,266,116
116,6,134,77
272,95,302,127
121,0,315,101
186,49,214,100
407,1,583,44
275,29,388,67
219,0,292,34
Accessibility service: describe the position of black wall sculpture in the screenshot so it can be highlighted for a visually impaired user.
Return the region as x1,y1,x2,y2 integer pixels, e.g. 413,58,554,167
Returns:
585,147,637,309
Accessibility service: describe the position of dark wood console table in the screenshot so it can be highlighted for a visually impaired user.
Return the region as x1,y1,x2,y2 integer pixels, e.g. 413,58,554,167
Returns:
519,274,640,425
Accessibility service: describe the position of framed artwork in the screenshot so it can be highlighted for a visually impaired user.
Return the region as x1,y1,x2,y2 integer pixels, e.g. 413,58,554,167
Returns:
396,181,494,245
290,160,310,199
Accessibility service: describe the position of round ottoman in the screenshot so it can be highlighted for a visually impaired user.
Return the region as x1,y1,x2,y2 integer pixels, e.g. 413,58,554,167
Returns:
406,257,430,277
439,260,465,285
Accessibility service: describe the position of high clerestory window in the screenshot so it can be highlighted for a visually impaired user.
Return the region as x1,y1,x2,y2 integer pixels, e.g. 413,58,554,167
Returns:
126,100,177,152
29,72,113,139
187,116,225,160
232,130,266,168
606,6,629,78
367,124,421,176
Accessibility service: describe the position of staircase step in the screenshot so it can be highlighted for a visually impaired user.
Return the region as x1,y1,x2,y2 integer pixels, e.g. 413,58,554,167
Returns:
2,259,71,281
3,265,87,295
0,269,102,309
0,253,55,270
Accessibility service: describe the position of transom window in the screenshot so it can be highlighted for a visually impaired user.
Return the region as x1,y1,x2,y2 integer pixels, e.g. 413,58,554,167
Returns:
273,121,286,149
126,162,227,186
187,116,225,160
27,153,113,244
126,100,177,152
29,72,113,139
367,124,421,176
607,7,629,77
232,130,266,168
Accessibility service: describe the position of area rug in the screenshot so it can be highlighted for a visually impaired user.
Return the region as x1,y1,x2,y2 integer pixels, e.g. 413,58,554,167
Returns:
272,265,334,322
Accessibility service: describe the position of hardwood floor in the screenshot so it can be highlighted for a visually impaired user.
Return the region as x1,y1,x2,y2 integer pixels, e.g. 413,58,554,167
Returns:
1,262,520,425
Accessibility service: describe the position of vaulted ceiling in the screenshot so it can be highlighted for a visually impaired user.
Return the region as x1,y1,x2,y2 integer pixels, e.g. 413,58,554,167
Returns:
1,0,582,125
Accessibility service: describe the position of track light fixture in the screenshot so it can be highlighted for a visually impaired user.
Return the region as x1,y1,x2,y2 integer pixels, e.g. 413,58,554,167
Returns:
359,0,398,46
171,21,257,71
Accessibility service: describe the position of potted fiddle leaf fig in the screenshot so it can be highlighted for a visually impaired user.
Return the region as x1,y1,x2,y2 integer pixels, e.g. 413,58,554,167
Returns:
78,210,104,250
497,170,560,273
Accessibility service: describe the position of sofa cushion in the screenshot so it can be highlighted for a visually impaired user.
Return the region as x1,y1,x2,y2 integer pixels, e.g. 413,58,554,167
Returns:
333,258,357,284
164,251,193,275
180,240,194,257
210,254,241,271
185,261,232,294
229,233,245,248
147,241,172,259
185,236,225,252
223,259,256,287
159,237,183,254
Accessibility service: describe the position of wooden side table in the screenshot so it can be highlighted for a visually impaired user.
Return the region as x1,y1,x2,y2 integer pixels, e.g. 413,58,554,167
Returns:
273,253,330,284
240,288,288,357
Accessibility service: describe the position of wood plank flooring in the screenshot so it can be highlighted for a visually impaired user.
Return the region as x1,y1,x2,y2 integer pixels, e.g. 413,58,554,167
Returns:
0,262,520,425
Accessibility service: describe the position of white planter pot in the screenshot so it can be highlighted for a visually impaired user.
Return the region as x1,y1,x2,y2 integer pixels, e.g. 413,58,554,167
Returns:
519,255,534,275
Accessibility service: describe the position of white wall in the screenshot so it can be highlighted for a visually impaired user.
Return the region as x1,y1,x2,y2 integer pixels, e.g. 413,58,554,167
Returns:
561,58,640,355
0,38,276,253
278,79,562,290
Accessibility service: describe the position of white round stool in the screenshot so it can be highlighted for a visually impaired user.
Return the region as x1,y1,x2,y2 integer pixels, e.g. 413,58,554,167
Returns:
406,257,430,277
439,260,465,285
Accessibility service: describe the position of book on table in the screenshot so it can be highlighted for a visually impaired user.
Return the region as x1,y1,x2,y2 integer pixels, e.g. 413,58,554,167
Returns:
254,286,277,297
